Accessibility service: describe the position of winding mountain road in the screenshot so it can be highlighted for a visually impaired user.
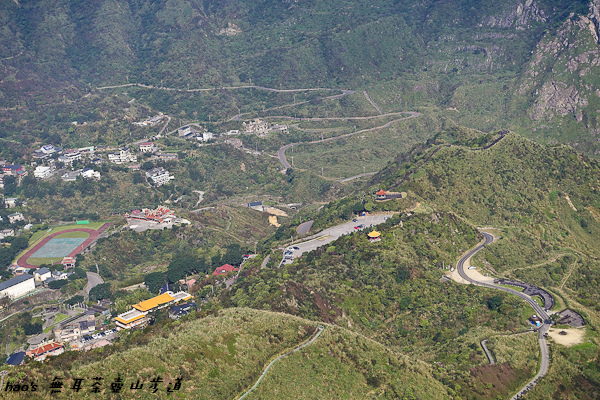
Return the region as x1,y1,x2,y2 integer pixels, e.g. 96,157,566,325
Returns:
276,111,421,169
458,232,550,399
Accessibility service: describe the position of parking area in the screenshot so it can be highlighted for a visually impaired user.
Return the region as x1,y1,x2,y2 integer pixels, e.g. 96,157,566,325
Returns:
79,328,118,346
281,214,392,266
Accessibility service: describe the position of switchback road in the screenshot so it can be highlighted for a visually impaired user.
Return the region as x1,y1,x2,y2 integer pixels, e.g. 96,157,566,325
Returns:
276,112,421,169
457,232,550,399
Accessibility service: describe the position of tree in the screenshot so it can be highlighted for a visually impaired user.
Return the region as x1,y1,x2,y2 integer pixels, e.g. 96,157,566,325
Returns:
396,267,410,283
48,280,68,290
24,322,43,335
133,172,144,184
145,272,165,294
69,267,87,280
487,295,503,311
221,244,244,266
65,295,84,305
3,176,17,196
89,283,112,301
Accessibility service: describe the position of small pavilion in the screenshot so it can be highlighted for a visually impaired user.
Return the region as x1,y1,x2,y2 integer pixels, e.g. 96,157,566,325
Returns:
368,230,381,242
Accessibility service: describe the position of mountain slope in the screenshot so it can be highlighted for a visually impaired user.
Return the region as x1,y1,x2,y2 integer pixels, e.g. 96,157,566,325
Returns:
6,308,451,399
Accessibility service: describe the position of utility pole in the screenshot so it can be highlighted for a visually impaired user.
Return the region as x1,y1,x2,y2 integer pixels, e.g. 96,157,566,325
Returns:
291,156,293,166
321,167,324,176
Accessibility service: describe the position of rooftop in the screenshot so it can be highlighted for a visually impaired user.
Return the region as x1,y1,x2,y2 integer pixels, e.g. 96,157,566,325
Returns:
114,309,146,324
132,292,176,312
5,352,26,366
0,274,34,292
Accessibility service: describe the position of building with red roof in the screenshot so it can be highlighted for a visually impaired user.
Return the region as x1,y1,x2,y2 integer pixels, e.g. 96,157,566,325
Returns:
213,264,239,276
139,142,155,153
61,256,76,269
26,342,64,361
376,189,403,201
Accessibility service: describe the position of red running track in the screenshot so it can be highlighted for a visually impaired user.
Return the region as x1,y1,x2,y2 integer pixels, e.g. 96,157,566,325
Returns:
16,223,111,269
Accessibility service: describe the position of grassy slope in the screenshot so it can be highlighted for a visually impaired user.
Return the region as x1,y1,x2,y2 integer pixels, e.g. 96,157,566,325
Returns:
370,130,600,398
224,211,536,399
7,308,449,399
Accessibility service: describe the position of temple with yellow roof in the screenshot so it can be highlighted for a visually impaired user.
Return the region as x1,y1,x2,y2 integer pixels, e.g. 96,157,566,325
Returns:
368,230,381,242
114,291,193,330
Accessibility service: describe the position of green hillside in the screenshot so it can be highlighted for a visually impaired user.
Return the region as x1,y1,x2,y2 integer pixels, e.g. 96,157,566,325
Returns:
5,308,450,399
2,0,600,156
366,129,600,398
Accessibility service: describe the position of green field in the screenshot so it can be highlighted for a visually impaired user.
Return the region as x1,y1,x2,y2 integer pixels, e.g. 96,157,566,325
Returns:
12,222,106,265
54,231,90,239
25,258,62,266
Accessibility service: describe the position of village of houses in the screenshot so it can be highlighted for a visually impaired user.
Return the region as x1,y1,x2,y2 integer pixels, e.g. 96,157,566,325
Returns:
0,115,289,227
0,115,290,366
0,202,257,366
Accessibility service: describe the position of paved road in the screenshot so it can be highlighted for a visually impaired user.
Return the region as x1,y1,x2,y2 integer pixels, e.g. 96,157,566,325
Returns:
337,172,377,183
457,232,550,399
276,112,421,170
260,255,270,270
238,325,325,400
481,339,495,364
280,214,392,266
296,220,314,235
84,272,104,299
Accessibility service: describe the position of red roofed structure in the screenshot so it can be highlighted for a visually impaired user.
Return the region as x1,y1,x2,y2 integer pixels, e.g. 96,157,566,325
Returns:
376,189,403,201
213,264,239,276
26,342,64,361
128,206,174,223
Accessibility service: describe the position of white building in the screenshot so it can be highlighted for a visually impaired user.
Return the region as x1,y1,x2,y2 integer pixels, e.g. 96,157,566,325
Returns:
34,166,53,179
61,150,82,165
81,168,101,180
272,124,289,134
34,267,51,282
139,142,155,153
61,170,81,182
8,212,24,223
4,198,17,208
196,132,214,142
224,130,240,136
108,148,138,164
41,145,58,154
243,119,269,136
146,167,174,186
0,229,14,240
0,274,35,300
178,126,195,137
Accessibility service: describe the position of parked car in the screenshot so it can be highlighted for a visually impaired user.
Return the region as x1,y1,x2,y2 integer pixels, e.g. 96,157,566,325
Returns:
354,226,360,229
352,219,358,222
292,246,299,250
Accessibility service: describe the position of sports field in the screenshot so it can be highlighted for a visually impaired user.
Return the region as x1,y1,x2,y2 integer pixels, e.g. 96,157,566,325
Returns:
31,238,87,258
15,222,110,269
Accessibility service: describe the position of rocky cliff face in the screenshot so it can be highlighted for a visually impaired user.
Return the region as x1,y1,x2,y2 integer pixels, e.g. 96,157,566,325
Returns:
480,0,547,28
513,2,600,154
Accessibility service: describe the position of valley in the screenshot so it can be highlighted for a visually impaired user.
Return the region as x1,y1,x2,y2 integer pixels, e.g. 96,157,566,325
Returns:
1,1,600,399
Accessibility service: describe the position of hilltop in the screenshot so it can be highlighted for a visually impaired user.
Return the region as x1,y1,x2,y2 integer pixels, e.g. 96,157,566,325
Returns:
4,308,450,399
